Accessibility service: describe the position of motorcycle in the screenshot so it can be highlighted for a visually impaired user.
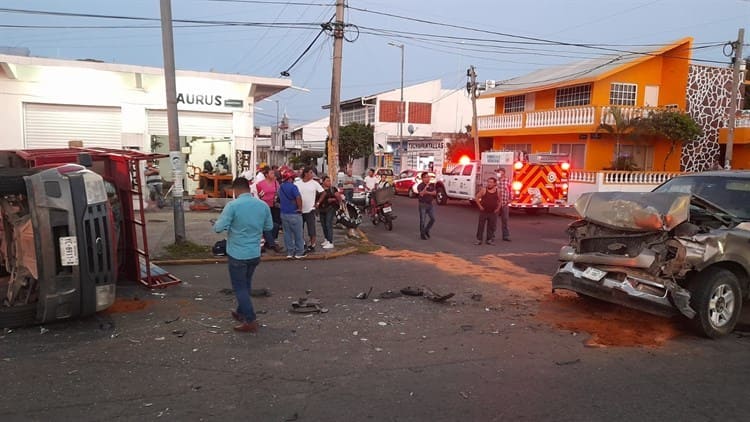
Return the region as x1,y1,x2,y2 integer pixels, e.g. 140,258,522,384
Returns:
367,186,396,231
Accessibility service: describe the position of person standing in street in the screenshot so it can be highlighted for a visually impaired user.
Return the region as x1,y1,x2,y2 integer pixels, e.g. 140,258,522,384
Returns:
278,169,306,259
474,177,501,245
364,168,379,191
145,161,164,208
416,172,437,240
497,168,512,241
295,167,324,253
339,168,355,202
315,175,342,249
255,168,282,253
212,177,272,333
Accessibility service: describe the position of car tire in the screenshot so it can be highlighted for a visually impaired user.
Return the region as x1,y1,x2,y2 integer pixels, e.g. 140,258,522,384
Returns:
0,303,38,328
688,267,742,338
436,186,448,205
408,188,415,198
0,168,35,195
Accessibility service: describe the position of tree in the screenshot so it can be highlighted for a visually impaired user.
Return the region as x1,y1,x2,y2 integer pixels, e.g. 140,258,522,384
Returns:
598,106,641,169
634,110,702,170
289,150,323,169
339,123,374,169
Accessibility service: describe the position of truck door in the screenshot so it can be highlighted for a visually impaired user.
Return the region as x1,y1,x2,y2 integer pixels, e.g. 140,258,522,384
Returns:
458,164,475,199
445,165,463,195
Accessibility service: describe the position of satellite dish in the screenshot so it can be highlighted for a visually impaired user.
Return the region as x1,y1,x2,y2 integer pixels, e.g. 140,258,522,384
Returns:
407,124,415,135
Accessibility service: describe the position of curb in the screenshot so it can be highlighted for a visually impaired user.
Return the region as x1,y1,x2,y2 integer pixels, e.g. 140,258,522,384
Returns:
153,245,361,266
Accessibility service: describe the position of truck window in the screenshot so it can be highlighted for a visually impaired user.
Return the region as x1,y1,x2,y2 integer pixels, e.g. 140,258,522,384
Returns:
450,166,463,176
462,164,474,176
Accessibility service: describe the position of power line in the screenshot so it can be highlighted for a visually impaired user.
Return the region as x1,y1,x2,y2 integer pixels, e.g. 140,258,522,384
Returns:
206,0,333,5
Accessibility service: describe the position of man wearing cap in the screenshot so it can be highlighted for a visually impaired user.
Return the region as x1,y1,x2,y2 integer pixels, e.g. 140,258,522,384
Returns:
278,168,306,259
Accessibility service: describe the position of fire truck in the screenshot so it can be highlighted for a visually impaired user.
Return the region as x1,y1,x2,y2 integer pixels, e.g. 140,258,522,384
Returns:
435,151,571,210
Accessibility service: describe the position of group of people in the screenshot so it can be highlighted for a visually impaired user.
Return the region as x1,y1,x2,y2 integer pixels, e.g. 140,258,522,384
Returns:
413,168,511,244
212,164,511,334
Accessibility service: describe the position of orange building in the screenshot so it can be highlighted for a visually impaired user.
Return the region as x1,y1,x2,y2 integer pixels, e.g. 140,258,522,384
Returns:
478,38,694,171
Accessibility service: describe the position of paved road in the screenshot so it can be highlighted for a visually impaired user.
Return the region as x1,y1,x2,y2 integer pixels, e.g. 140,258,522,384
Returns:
1,196,749,421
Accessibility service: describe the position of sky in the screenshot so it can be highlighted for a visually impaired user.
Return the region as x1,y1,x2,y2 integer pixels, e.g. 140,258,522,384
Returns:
1,0,749,128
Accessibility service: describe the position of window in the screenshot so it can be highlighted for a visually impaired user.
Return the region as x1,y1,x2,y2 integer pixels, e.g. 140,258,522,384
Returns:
408,102,432,124
504,95,525,113
450,165,463,176
498,143,531,152
609,83,637,106
341,108,366,125
552,144,586,169
379,100,405,123
555,84,592,108
366,106,375,124
462,164,474,176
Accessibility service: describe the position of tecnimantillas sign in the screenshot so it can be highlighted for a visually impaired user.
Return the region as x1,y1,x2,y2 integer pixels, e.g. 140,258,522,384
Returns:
407,140,445,151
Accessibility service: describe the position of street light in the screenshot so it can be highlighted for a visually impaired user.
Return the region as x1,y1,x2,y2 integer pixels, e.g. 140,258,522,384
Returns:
388,42,404,170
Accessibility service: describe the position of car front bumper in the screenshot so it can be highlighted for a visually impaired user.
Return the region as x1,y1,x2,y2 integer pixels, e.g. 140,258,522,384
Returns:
552,261,695,318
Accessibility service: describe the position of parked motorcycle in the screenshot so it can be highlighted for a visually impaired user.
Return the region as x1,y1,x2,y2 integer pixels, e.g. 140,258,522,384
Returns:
367,186,396,231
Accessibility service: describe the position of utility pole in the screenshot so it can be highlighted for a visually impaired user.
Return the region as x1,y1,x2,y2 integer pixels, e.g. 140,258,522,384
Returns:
327,0,345,181
388,42,405,170
159,0,185,243
725,27,744,170
467,65,480,161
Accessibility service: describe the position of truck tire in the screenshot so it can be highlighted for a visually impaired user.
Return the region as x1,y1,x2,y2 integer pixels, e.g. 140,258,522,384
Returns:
0,304,38,328
688,267,742,338
436,186,448,205
0,168,35,195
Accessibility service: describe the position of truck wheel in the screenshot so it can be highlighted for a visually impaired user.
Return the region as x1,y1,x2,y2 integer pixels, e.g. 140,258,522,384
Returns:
0,169,35,195
0,304,38,328
688,267,742,338
436,187,448,205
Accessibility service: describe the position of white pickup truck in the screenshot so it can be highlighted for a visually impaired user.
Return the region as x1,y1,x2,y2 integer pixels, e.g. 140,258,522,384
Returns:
435,151,515,205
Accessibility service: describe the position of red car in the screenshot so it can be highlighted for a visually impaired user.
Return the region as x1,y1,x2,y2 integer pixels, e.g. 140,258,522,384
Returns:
394,169,435,197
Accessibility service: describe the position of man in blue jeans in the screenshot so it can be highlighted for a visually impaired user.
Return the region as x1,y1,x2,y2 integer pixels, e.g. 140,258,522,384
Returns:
278,169,306,259
213,177,272,333
415,172,437,240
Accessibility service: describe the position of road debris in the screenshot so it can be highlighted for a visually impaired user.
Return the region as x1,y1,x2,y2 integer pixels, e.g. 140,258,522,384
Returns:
400,286,424,296
284,412,299,421
164,316,180,324
291,297,328,314
459,391,470,399
423,286,455,303
379,290,402,299
171,330,187,338
355,286,373,300
555,358,581,366
470,293,483,301
39,327,49,334
378,322,387,326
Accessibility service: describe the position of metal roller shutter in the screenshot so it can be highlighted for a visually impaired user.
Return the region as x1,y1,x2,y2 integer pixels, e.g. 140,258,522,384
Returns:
147,110,233,138
24,103,122,149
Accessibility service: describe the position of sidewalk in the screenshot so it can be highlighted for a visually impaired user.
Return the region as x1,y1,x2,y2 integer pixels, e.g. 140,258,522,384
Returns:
143,201,362,261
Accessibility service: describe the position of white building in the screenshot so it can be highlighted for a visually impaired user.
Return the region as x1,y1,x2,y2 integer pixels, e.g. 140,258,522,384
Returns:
322,79,493,173
0,53,291,189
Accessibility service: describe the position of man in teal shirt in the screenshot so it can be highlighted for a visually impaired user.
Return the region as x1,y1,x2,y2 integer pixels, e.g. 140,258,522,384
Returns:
213,177,273,333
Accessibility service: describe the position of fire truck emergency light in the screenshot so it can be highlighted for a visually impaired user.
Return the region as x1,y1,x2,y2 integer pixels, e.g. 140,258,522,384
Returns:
561,162,571,171
458,155,471,165
513,161,524,170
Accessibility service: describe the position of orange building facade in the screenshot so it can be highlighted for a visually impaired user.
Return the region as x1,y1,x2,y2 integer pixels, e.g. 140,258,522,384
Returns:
478,38,695,171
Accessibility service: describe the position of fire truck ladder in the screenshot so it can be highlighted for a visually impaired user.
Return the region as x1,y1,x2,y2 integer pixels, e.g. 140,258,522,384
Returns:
127,158,180,288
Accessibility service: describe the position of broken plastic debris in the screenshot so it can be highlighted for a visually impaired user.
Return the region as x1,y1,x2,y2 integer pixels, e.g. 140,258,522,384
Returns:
39,327,49,334
470,293,483,301
352,331,359,336
154,337,165,341
171,330,186,338
459,392,469,399
375,347,383,352
378,322,387,326
194,297,204,301
151,292,166,297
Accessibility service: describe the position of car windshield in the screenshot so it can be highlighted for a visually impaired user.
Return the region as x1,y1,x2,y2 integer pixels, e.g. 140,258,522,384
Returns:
654,175,750,220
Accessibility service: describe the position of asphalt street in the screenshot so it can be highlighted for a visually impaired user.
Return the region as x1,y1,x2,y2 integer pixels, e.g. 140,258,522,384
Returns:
1,195,749,421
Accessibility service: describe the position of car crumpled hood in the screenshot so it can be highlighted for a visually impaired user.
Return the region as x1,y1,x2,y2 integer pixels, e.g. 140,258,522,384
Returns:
574,191,691,231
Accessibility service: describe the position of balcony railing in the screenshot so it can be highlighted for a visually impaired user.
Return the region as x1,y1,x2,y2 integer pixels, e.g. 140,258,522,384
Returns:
479,105,672,132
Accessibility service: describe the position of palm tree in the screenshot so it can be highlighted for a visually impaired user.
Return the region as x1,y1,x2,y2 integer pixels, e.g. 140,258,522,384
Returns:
598,106,639,170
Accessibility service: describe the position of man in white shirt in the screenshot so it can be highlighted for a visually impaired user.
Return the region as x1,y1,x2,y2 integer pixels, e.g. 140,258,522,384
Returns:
364,168,379,191
294,166,325,252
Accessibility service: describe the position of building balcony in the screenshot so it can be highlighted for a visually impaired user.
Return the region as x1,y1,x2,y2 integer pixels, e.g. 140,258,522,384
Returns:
478,106,670,135
719,110,750,145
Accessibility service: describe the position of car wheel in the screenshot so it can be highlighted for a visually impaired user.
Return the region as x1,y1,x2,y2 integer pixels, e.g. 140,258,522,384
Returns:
0,303,38,328
436,187,448,205
408,188,415,198
688,267,742,338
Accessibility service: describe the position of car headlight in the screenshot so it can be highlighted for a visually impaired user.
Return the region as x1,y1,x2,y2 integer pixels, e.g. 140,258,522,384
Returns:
95,284,116,311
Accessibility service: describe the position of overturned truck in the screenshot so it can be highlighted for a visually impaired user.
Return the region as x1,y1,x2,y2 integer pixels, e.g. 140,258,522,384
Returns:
553,171,750,338
0,148,179,328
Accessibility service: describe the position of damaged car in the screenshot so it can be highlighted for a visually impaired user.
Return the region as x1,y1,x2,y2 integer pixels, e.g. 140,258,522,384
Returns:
552,171,750,338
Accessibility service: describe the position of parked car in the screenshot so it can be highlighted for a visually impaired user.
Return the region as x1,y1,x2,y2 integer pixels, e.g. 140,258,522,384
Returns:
394,169,435,197
552,171,750,338
375,168,394,185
